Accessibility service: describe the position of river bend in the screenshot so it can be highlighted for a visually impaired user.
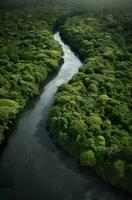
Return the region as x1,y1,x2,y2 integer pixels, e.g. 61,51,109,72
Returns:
0,32,131,200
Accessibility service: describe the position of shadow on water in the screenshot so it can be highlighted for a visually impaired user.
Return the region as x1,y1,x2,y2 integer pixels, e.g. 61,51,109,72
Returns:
34,112,132,200
0,69,59,155
0,32,131,200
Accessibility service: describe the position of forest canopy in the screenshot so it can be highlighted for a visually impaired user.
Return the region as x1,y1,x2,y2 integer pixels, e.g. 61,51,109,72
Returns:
49,11,132,193
0,0,132,194
0,0,132,10
0,7,65,143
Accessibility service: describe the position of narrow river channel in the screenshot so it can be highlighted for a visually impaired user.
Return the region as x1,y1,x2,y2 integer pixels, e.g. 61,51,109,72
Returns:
0,32,131,200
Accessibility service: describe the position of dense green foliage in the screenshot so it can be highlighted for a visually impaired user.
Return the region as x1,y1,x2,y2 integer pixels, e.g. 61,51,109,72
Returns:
0,7,66,143
49,12,132,193
0,2,132,194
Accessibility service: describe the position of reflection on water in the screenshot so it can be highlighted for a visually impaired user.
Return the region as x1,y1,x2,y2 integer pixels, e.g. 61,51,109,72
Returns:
0,32,131,200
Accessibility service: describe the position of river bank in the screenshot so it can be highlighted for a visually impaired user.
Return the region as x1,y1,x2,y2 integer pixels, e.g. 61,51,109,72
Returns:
0,32,131,200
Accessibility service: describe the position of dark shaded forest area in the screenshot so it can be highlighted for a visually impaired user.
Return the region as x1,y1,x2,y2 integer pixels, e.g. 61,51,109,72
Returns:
0,7,65,143
50,11,132,193
0,0,132,195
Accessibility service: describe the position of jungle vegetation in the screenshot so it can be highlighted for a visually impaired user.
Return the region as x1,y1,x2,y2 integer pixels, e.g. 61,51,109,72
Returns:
0,4,85,145
0,0,132,194
0,7,66,143
49,12,132,193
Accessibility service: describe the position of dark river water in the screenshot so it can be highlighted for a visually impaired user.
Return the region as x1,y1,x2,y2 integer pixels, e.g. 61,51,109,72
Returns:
0,32,131,200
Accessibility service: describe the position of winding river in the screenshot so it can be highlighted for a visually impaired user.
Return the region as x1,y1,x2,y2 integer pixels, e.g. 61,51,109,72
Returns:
0,32,131,200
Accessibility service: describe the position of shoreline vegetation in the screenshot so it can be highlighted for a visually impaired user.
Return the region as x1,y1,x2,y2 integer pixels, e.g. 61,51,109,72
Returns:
49,12,132,193
0,3,132,195
0,5,85,146
0,7,65,144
